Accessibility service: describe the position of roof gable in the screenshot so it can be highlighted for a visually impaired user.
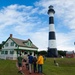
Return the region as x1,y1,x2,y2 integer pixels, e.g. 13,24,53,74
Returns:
2,37,19,47
2,34,38,49
11,38,38,49
23,39,32,47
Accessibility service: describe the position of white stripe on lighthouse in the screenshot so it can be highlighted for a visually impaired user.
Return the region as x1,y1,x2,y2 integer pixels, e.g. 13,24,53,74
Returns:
49,24,55,32
49,12,54,17
48,40,57,48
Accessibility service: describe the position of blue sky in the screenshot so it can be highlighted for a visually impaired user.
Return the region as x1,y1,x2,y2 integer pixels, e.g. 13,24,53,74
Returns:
0,0,75,51
0,0,36,7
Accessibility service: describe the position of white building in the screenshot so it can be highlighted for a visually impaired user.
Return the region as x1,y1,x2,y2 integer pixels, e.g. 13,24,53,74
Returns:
0,34,38,60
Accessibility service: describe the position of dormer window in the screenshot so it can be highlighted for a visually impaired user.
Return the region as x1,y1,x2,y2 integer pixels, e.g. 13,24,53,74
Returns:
28,41,30,46
15,44,17,47
11,42,14,46
5,43,8,47
26,41,32,47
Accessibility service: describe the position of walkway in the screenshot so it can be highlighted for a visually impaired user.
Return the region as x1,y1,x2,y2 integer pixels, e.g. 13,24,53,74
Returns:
22,66,44,75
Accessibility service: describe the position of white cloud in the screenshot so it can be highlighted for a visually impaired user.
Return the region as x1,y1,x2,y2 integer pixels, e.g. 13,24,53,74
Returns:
56,32,75,51
0,4,39,41
0,4,39,34
1,0,75,52
30,27,48,50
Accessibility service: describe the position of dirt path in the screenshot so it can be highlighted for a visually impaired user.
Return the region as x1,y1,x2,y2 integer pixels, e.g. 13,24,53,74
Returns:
22,66,44,75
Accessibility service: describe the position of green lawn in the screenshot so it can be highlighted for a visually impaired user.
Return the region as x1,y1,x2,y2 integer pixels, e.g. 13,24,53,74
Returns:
0,58,75,75
43,58,75,75
0,59,20,75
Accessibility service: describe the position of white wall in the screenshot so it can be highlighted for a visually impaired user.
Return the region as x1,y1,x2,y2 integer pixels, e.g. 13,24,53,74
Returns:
2,39,18,49
0,39,18,60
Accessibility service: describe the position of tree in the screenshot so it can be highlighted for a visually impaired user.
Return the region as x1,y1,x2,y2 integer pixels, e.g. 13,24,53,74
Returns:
0,41,5,50
58,50,66,56
0,44,2,49
38,50,47,56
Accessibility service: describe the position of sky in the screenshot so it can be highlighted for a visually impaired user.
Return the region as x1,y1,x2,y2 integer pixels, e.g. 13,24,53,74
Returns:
0,0,75,51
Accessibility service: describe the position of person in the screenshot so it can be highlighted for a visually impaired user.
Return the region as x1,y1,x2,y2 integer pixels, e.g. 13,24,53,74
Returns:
22,52,28,67
43,55,46,61
33,54,37,73
28,53,33,74
54,58,56,64
25,54,29,70
54,58,59,66
16,53,23,74
37,53,44,74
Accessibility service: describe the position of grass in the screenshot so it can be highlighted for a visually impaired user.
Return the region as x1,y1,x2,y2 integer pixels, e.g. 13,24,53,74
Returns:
0,58,75,75
0,59,20,75
43,58,75,75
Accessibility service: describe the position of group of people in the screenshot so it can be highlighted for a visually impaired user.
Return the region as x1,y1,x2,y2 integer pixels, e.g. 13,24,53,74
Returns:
16,52,44,74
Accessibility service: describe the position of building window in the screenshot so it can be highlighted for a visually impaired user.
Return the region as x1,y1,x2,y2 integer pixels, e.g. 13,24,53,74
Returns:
1,51,4,54
11,42,14,46
5,43,9,47
15,44,17,47
10,51,14,54
5,51,8,54
26,41,32,47
2,46,4,48
17,51,21,54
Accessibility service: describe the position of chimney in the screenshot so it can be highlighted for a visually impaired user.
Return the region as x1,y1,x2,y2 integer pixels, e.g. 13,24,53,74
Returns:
28,39,30,40
10,34,12,38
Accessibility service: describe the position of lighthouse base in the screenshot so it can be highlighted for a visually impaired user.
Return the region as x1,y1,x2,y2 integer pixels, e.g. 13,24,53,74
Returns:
47,47,58,57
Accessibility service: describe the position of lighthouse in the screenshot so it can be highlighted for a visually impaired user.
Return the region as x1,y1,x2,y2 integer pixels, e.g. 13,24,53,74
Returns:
47,5,58,57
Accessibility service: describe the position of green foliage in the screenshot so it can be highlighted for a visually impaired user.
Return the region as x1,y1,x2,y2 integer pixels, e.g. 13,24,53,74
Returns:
38,50,47,56
0,41,6,49
0,44,2,49
58,50,66,56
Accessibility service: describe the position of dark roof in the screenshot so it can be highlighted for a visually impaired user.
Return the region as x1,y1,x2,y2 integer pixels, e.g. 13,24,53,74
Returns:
10,37,38,49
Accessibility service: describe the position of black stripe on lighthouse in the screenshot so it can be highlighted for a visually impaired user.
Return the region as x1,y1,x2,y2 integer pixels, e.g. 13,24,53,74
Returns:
49,32,56,39
49,17,54,24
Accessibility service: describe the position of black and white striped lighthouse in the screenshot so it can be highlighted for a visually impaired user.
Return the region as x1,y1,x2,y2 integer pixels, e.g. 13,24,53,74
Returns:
47,5,58,57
